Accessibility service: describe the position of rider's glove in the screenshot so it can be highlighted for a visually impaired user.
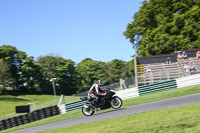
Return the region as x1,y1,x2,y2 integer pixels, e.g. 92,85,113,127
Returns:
101,93,106,96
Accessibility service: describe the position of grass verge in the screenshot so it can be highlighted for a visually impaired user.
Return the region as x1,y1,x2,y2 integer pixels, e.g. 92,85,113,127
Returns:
41,102,200,133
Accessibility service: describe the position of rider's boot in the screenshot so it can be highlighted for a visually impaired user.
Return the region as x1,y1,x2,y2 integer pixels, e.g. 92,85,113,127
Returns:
95,108,101,111
93,100,101,111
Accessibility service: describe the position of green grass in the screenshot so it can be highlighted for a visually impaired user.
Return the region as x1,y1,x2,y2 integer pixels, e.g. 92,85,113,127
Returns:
1,83,200,133
0,95,80,119
40,102,200,133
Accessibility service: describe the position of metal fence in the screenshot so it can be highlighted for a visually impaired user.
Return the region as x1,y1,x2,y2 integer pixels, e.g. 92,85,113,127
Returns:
75,76,135,96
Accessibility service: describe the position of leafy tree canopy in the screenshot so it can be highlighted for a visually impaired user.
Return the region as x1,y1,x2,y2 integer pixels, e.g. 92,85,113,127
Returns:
75,58,107,92
0,45,44,94
124,0,200,56
37,56,77,94
106,59,128,83
0,59,14,94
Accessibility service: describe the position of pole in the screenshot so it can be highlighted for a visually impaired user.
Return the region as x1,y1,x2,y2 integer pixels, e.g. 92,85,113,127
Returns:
50,78,57,105
52,80,57,105
58,95,63,105
134,56,138,87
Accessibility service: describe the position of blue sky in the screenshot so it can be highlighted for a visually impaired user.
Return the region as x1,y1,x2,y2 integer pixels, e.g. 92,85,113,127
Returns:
0,0,143,64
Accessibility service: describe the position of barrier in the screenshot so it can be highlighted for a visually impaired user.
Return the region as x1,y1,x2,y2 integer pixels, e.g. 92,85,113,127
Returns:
58,100,87,114
0,105,60,131
138,79,177,96
176,73,200,88
115,87,139,100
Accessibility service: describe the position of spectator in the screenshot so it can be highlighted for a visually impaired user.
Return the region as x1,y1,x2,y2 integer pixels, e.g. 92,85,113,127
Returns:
188,62,195,69
196,51,200,59
177,52,183,59
145,64,151,72
183,63,190,73
166,57,172,64
182,51,187,59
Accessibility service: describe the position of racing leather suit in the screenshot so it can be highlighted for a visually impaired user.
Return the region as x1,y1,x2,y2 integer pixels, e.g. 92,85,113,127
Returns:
88,83,106,107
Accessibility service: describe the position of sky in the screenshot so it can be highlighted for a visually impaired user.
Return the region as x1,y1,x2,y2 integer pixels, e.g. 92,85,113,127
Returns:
0,0,143,64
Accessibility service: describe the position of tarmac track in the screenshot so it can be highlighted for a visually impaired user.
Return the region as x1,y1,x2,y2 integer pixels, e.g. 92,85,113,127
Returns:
15,93,200,133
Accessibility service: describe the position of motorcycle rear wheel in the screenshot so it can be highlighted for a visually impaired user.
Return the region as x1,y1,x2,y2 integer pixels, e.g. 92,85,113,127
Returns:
110,96,122,109
82,106,95,116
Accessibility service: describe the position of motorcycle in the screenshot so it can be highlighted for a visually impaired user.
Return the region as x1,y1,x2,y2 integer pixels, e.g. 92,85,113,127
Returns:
80,88,122,116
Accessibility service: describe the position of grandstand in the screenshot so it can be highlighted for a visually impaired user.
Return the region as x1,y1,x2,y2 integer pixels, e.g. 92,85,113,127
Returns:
135,48,200,87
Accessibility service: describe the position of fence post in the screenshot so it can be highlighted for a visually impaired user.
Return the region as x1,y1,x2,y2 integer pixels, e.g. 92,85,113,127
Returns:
166,69,170,80
150,72,153,84
73,94,75,101
134,56,138,87
58,95,64,105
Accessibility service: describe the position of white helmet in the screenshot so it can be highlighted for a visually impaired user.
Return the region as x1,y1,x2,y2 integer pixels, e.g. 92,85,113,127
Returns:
97,79,104,86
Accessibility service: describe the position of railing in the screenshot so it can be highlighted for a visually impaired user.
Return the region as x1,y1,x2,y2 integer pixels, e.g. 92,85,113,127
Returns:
75,76,135,96
137,71,168,86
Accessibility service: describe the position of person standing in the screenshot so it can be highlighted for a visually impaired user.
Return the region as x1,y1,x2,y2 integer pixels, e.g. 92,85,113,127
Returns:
145,64,151,72
196,51,200,59
182,51,187,59
166,57,172,64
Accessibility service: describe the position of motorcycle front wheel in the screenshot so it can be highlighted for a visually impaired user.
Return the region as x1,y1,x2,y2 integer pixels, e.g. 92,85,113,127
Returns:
82,106,95,116
110,96,122,109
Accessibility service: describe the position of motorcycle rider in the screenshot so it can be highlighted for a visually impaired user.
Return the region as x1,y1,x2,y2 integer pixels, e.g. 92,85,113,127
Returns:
88,79,106,108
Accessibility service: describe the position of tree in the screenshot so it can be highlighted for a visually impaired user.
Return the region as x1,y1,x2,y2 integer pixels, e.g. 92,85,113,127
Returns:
124,0,200,56
75,58,107,92
106,59,128,83
0,45,26,91
0,59,14,94
127,59,135,77
20,56,43,93
37,56,77,95
0,45,43,94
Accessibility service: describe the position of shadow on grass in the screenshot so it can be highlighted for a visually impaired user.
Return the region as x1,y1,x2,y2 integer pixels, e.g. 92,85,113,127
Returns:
0,97,31,102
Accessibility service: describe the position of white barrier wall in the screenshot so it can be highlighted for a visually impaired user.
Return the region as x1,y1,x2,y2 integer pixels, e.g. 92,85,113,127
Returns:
176,73,200,88
116,73,200,100
58,104,66,114
115,87,139,100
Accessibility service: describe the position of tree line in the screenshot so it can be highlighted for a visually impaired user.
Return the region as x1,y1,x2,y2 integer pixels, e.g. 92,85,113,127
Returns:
0,45,134,95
